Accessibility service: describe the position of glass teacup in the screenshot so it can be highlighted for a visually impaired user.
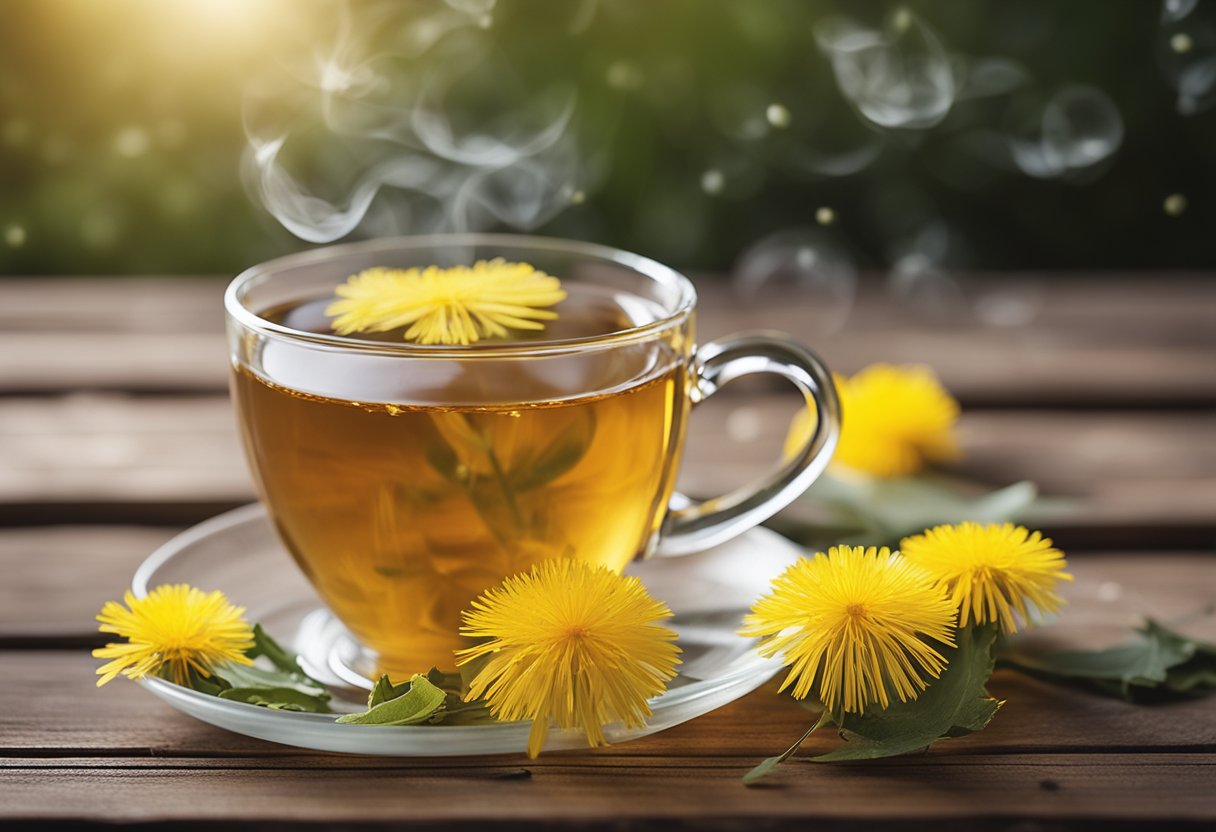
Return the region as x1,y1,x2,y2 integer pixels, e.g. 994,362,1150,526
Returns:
225,235,839,677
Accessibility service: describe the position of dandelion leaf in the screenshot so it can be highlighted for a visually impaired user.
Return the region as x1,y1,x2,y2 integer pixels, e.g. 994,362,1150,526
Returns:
368,674,415,708
773,473,1040,549
812,625,1001,762
742,755,786,785
1003,617,1216,702
216,662,328,698
246,623,302,673
336,674,448,726
209,659,332,713
218,686,332,713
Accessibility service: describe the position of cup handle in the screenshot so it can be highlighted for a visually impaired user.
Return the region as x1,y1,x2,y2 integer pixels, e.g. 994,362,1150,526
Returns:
654,331,840,557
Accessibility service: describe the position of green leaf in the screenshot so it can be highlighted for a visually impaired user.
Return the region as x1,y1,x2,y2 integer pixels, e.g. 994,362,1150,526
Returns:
506,410,596,492
180,666,230,696
1002,617,1216,702
354,668,497,726
218,686,332,713
742,754,785,786
1163,660,1216,694
435,696,497,725
774,472,1042,549
200,627,333,713
336,674,448,726
743,709,831,785
246,624,302,674
368,674,414,708
811,625,1002,762
218,662,329,699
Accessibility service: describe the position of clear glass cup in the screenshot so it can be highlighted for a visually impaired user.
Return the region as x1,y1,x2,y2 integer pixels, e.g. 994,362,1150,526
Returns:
225,234,839,676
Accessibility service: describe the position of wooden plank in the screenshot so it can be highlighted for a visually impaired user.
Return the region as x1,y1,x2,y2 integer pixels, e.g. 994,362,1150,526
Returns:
4,529,1212,646
1,277,1213,405
3,554,1213,751
0,395,249,503
1,753,1212,827
5,276,1213,342
2,393,1212,544
0,277,226,333
684,396,1216,547
697,279,1216,408
0,527,177,642
4,651,1215,759
0,332,229,393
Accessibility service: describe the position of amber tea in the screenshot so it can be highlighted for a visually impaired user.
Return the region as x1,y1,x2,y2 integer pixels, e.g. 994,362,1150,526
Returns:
233,285,689,675
228,237,840,686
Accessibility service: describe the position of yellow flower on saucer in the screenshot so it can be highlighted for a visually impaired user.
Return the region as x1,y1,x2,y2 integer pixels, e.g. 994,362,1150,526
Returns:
456,559,681,758
93,584,255,687
741,546,956,715
784,363,960,478
901,522,1072,634
326,258,567,346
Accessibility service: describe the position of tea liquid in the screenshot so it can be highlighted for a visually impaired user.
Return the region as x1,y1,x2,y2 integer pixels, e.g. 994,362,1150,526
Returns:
232,285,689,675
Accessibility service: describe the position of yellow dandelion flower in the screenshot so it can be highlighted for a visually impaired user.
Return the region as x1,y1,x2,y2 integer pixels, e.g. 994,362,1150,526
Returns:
326,258,567,346
93,584,255,687
901,522,1073,634
456,559,681,758
740,546,956,715
784,363,960,478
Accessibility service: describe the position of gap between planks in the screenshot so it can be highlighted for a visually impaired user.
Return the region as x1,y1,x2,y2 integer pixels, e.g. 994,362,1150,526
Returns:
2,529,1215,643
3,653,1214,758
1,394,1214,544
2,277,1215,407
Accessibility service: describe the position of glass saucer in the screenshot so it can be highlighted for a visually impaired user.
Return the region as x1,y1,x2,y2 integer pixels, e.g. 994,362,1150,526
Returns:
132,503,801,756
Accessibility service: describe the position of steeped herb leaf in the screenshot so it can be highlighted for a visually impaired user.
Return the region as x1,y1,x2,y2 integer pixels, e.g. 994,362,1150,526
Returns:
507,410,596,492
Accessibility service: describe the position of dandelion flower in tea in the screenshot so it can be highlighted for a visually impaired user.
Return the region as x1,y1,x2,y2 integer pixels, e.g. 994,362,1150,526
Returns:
326,259,566,345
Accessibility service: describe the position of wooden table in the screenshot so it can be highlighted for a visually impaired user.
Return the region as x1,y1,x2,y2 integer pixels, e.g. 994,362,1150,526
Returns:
2,275,1214,830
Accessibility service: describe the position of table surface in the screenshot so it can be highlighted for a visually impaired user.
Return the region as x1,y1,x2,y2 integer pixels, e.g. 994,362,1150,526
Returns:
1,275,1214,831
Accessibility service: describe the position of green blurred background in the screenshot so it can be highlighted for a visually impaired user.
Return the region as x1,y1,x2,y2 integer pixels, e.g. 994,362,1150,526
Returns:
0,0,1212,277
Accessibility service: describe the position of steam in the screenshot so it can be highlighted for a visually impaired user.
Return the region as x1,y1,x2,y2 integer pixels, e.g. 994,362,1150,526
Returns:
245,1,1140,337
243,0,591,243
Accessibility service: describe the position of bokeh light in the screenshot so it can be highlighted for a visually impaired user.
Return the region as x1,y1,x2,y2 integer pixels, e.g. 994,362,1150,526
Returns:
0,0,1213,275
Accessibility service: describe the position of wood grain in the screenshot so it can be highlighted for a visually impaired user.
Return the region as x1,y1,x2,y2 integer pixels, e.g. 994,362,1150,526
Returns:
683,396,1216,548
3,528,1212,645
5,651,1214,758
0,526,178,642
1,275,1214,830
2,277,1214,405
2,754,1213,827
